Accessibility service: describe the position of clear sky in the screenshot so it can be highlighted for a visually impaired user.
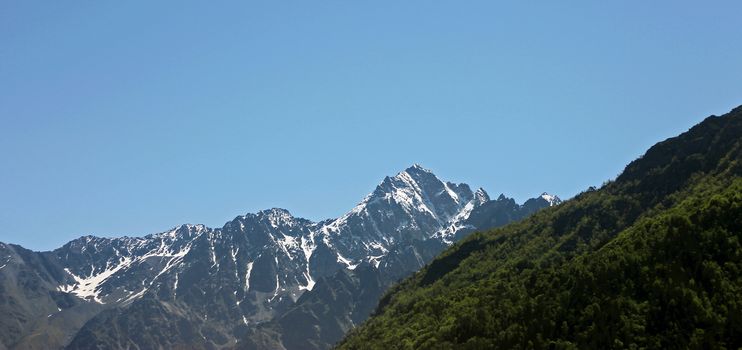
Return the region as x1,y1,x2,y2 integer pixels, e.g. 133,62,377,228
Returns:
1,1,741,251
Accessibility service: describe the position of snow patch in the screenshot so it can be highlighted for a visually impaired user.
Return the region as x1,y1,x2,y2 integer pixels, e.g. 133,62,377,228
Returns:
443,182,460,204
368,255,385,268
336,253,358,270
299,234,317,291
245,261,254,292
60,257,133,303
540,193,561,206
268,275,280,302
277,234,299,260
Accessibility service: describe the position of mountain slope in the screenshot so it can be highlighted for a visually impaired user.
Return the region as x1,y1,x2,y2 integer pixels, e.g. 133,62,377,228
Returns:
0,165,556,350
337,106,742,349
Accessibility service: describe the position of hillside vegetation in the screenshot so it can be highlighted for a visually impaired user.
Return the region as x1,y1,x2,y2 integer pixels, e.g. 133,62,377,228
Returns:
338,106,742,349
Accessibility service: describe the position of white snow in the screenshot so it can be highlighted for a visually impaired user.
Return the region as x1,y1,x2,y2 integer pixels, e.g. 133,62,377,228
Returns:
244,261,254,292
321,167,450,237
434,193,482,243
60,229,202,305
210,237,218,269
336,253,352,266
60,256,133,303
336,253,358,270
443,182,460,204
368,255,384,268
299,234,317,291
123,287,148,304
300,235,316,261
148,247,190,287
540,193,561,206
231,246,240,280
173,273,180,298
368,241,388,253
394,171,439,220
299,271,315,291
268,275,280,302
277,234,299,260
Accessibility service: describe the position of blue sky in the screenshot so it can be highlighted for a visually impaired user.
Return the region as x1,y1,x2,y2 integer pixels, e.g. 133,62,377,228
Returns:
1,1,740,251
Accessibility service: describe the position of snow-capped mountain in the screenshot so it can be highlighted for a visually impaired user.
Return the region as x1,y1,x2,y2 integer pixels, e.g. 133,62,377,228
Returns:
539,192,562,206
318,164,490,267
0,165,559,350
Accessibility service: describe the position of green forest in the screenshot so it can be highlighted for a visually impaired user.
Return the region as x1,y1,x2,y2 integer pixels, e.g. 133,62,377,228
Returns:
338,107,742,349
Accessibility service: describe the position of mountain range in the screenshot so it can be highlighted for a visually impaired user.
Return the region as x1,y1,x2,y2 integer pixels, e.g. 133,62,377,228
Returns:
0,165,559,349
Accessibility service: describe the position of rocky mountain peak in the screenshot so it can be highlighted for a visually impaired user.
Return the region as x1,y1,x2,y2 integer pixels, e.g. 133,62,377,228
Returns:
539,192,562,206
474,187,490,203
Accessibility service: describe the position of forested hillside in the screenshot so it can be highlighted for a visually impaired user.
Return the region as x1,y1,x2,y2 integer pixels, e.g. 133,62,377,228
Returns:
338,106,742,349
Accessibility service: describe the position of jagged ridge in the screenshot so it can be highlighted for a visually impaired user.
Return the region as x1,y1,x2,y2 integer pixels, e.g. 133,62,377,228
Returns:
0,165,557,350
